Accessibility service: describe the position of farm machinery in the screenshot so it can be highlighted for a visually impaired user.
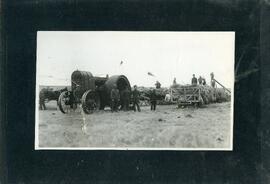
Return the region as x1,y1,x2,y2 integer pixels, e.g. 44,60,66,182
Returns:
58,70,131,114
170,84,231,108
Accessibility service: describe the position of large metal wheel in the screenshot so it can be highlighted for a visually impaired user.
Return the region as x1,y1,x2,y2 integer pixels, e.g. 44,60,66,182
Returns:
82,90,101,114
58,91,72,114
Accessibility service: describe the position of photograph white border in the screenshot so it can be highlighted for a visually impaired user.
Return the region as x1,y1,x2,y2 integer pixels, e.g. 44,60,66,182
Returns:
35,31,235,151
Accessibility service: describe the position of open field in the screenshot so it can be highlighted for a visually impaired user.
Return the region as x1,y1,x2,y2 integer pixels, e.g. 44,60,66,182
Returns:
38,101,232,149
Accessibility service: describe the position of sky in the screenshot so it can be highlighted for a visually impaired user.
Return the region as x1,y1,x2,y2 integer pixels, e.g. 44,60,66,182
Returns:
37,31,235,88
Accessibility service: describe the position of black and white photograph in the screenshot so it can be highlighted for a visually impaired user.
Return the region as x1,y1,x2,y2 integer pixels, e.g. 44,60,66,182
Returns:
35,31,234,150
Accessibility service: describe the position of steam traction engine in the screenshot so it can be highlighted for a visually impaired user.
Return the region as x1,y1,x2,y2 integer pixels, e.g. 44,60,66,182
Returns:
58,70,131,114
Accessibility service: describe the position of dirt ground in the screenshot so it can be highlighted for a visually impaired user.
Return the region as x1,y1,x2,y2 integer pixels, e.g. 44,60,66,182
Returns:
38,101,232,149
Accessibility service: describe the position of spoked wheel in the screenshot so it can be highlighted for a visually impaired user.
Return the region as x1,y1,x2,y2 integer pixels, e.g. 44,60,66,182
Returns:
81,90,101,114
58,91,72,114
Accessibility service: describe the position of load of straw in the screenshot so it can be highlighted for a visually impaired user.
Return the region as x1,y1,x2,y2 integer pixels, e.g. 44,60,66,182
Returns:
215,88,231,103
198,85,216,104
135,85,230,106
197,85,230,104
170,84,230,105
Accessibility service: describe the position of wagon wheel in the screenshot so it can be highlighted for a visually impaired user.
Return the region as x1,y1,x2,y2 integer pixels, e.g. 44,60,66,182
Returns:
58,91,72,114
82,90,101,114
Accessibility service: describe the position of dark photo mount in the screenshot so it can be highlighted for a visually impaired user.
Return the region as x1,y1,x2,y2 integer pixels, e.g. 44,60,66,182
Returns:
1,0,269,183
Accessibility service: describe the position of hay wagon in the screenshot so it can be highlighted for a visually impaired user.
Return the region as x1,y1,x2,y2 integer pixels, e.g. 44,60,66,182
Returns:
170,84,231,107
58,70,131,114
170,85,204,107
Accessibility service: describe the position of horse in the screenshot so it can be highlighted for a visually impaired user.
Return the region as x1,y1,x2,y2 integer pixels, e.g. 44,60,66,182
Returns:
39,87,68,109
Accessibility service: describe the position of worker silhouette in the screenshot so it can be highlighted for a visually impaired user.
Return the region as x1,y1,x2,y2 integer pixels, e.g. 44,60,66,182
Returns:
198,76,203,85
110,84,120,112
122,87,131,111
132,85,141,112
191,74,198,85
173,78,177,85
155,81,161,89
210,72,216,88
150,89,157,111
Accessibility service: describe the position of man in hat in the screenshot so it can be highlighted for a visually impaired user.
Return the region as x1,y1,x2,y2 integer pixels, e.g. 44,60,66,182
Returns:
132,85,141,112
122,86,131,111
120,89,125,110
155,81,161,89
110,84,120,112
150,89,158,111
198,76,203,85
210,72,216,88
191,74,198,85
173,78,177,85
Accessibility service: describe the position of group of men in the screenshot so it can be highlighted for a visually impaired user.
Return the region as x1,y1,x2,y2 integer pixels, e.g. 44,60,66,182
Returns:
191,74,207,86
110,84,141,112
191,73,217,88
110,84,158,112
